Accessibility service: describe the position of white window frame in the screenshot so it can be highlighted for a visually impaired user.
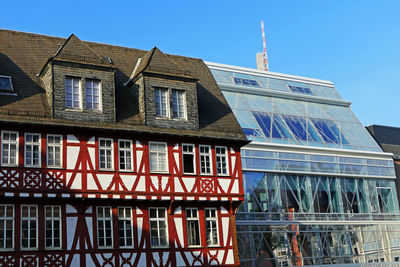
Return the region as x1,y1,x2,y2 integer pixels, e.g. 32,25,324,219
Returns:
199,145,212,175
99,138,113,170
0,75,14,92
171,89,186,119
117,207,133,248
85,79,102,111
149,207,168,248
118,140,133,171
186,208,201,247
1,130,18,166
205,208,219,246
154,88,169,117
21,205,38,250
182,144,195,174
97,206,113,248
0,205,14,250
24,133,41,167
47,134,63,168
149,142,168,173
215,146,229,176
44,205,62,249
65,77,82,109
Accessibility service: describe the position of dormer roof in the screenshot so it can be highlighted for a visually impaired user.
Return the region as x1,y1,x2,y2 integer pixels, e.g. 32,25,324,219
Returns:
129,47,195,81
52,34,112,66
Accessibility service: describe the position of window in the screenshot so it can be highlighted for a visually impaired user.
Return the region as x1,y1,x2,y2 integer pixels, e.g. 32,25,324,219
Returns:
182,144,195,174
155,88,168,117
233,77,260,87
47,135,62,167
216,146,228,175
118,207,133,248
97,206,113,248
99,138,113,170
149,142,167,172
25,133,41,167
21,205,37,249
171,90,185,119
199,145,212,174
0,76,13,92
0,205,13,249
45,206,61,249
186,208,200,246
65,77,81,108
149,208,168,247
1,131,18,166
118,140,132,171
288,85,313,95
205,208,218,246
86,79,101,110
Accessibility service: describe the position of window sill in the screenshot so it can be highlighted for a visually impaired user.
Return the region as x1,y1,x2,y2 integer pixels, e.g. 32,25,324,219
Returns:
99,168,115,172
24,165,41,168
187,245,203,248
47,166,63,169
150,171,169,175
1,164,18,167
200,173,214,176
216,173,229,177
45,247,62,251
155,116,188,121
64,108,104,113
0,248,14,251
64,107,83,112
183,172,196,175
119,169,134,173
21,248,38,251
207,244,222,248
150,245,170,249
119,246,135,249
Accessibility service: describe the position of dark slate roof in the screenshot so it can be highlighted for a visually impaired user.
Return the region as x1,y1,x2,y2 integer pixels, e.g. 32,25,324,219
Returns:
0,29,247,144
367,125,400,158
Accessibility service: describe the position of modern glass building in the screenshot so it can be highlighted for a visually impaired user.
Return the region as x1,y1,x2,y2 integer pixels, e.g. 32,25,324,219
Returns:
206,62,400,266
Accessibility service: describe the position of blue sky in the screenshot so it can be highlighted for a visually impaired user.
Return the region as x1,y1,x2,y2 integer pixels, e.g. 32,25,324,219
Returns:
2,0,400,127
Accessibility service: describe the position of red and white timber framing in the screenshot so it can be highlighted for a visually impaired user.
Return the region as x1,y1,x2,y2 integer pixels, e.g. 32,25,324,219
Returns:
0,128,244,267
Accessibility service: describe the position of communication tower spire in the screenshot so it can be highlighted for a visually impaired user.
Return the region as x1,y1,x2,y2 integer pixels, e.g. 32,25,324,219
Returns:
261,20,269,71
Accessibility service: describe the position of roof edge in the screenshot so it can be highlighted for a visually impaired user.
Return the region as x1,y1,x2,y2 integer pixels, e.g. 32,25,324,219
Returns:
205,61,335,87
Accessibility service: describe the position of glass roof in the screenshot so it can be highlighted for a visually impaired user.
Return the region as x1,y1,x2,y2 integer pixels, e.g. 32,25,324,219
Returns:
210,68,342,100
209,67,382,152
223,90,381,151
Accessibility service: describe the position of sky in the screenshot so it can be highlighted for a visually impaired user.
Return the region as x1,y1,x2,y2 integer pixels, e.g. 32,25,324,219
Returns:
2,0,400,127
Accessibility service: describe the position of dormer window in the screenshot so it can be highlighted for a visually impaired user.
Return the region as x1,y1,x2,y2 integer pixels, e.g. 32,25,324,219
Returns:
155,88,168,117
85,79,101,110
154,88,187,120
0,75,13,92
171,89,185,119
65,77,81,108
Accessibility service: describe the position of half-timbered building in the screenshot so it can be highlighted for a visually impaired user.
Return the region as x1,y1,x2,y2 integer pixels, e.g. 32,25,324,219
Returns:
0,29,248,267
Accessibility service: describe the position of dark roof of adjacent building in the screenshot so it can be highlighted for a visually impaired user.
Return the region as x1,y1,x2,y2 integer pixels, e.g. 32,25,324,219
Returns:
367,124,400,159
0,29,248,144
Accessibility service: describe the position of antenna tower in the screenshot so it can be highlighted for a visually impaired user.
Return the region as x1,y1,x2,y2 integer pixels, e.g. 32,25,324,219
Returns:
261,20,269,71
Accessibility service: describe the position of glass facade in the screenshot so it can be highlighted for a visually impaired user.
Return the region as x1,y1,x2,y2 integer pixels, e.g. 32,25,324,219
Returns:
207,62,400,266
